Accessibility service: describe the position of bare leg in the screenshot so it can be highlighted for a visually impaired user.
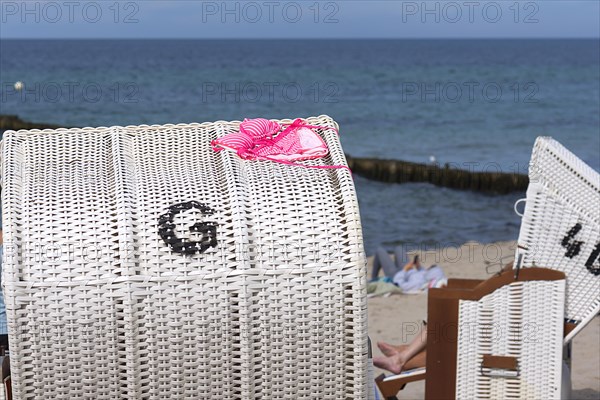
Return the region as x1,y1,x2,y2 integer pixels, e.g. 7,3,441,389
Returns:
377,342,408,357
404,350,426,370
374,328,427,374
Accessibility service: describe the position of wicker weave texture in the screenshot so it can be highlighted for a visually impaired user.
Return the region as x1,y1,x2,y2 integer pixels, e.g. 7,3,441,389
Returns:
455,279,565,400
517,137,600,324
1,115,370,399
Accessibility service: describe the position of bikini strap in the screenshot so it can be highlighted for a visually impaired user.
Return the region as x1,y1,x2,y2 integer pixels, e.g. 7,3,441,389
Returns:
280,119,340,135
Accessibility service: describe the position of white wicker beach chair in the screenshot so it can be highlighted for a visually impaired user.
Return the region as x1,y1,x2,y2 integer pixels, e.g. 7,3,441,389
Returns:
377,136,598,400
449,269,566,400
515,136,600,344
0,115,372,399
376,268,567,400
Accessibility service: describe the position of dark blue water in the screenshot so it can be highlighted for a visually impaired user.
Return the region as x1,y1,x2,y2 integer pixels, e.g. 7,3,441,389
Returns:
1,39,598,254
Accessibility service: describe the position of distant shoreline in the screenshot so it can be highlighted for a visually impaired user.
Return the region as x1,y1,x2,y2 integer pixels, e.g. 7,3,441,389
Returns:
1,38,599,41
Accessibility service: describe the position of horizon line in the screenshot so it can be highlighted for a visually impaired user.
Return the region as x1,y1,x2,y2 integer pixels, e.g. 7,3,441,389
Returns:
2,36,599,40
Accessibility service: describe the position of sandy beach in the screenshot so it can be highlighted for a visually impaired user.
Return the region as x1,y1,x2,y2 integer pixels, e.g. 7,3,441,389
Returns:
368,241,600,399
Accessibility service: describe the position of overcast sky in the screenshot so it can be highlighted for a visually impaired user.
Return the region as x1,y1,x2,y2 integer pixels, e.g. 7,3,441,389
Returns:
1,1,599,39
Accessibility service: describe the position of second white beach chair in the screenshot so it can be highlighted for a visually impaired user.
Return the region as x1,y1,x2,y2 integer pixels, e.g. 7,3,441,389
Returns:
377,136,599,399
376,267,567,400
515,136,600,344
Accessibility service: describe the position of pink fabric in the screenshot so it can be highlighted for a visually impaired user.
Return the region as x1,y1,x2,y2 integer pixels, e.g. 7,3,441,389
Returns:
239,118,280,140
252,119,328,161
211,118,349,172
211,118,279,155
211,131,254,155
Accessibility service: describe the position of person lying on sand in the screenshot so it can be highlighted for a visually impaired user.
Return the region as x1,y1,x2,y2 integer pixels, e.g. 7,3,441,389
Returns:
371,247,446,292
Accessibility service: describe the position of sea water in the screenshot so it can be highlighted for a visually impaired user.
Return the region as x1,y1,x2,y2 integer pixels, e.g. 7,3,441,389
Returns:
1,39,598,254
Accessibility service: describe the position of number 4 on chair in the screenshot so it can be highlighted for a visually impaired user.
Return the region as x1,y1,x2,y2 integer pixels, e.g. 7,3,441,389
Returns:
561,223,600,276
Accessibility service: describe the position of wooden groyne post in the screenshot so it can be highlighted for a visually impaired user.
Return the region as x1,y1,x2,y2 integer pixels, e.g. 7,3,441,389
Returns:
345,155,528,194
0,115,61,131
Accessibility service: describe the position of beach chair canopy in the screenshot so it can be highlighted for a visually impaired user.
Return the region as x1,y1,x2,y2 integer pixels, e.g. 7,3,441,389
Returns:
450,270,566,400
0,115,370,399
516,136,600,343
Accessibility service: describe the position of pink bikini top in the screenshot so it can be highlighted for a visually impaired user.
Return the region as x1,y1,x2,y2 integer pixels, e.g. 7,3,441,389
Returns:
211,118,350,172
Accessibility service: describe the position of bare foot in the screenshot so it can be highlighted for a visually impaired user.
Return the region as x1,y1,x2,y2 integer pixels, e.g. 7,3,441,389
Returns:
377,341,408,357
373,354,406,374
